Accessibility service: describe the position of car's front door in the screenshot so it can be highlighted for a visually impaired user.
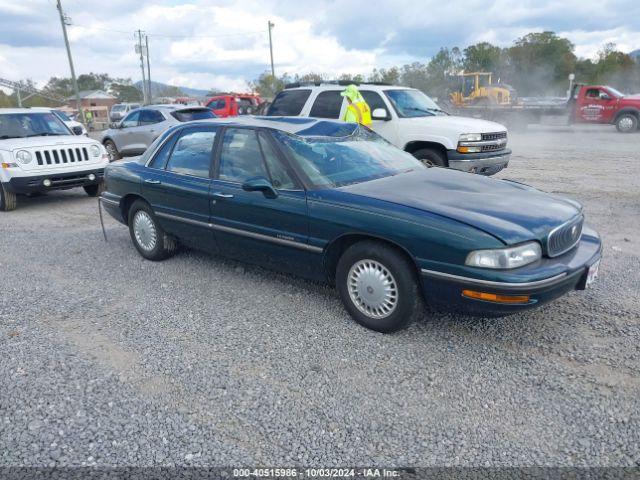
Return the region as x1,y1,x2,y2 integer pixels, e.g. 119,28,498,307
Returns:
141,125,219,252
116,110,143,154
360,90,400,145
209,127,311,274
577,88,615,124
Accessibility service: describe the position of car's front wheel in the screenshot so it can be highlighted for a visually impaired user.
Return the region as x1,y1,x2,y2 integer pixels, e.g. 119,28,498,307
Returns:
128,200,177,261
413,148,447,167
104,140,121,161
0,183,17,212
336,240,422,333
615,114,638,133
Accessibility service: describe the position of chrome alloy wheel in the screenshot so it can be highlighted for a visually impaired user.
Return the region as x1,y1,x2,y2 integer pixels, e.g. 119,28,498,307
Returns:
347,259,398,319
133,211,157,252
618,116,634,132
105,142,117,161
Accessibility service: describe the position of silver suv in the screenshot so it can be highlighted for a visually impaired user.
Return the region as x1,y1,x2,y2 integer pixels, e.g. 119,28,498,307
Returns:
109,103,141,122
101,105,216,161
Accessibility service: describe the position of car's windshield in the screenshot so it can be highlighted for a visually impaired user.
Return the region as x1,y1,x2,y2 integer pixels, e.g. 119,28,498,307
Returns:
385,89,447,117
111,105,126,112
0,113,71,139
53,110,72,121
606,86,624,98
275,128,426,188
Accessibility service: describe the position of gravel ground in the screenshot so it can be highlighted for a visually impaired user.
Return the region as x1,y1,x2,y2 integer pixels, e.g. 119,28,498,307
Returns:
1,125,639,468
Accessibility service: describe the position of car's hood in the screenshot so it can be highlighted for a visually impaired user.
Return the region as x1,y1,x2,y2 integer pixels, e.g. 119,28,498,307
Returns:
403,115,507,134
0,135,97,150
339,168,582,245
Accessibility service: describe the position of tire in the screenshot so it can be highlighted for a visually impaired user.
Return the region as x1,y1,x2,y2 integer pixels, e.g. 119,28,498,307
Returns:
83,181,105,197
0,183,17,212
104,139,121,161
127,200,177,261
615,114,638,133
412,148,447,167
336,240,422,333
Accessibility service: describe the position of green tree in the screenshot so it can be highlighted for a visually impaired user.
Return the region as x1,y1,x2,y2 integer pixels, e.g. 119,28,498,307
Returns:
593,43,638,92
368,67,400,85
249,72,289,98
426,47,462,99
109,82,142,102
507,32,576,95
463,42,505,75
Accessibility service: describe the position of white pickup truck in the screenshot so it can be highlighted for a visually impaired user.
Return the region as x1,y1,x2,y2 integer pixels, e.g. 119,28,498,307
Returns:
266,83,511,175
0,108,109,211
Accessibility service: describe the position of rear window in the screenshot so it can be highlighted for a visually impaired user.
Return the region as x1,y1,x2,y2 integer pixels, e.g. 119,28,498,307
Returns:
267,89,311,116
171,109,217,122
309,91,343,119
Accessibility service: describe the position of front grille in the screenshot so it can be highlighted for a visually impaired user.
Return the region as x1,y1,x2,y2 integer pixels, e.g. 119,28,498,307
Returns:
35,147,90,166
482,131,507,141
481,143,505,152
547,215,584,257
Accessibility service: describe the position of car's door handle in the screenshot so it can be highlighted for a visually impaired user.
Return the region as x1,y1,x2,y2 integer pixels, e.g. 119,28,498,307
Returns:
212,192,234,199
144,179,161,184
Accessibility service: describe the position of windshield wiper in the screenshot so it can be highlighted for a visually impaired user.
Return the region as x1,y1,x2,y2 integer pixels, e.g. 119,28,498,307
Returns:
0,135,20,140
23,133,66,137
402,107,433,115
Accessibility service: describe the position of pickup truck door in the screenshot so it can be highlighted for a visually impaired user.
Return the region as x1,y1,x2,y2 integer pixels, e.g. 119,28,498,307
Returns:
360,90,400,146
141,125,219,253
576,88,617,123
209,127,312,276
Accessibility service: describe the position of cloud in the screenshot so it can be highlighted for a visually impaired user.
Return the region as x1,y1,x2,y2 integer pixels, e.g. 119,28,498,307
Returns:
0,0,638,92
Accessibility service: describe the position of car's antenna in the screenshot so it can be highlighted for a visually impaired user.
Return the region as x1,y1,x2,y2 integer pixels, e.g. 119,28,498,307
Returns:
98,198,108,242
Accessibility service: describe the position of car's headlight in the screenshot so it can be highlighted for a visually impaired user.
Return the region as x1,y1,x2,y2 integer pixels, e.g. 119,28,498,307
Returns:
15,150,32,164
466,242,542,269
459,133,482,142
90,145,101,157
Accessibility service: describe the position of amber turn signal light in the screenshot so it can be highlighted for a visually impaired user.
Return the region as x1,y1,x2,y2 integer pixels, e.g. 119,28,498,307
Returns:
462,289,530,304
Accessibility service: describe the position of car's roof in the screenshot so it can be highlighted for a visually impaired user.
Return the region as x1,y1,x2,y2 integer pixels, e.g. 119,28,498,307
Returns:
140,104,207,111
283,83,416,93
182,116,359,136
0,107,59,114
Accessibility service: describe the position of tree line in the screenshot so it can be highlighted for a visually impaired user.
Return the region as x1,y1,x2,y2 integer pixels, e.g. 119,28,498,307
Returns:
250,31,640,100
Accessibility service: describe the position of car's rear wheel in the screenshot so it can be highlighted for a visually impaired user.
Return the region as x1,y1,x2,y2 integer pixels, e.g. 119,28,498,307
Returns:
104,140,121,161
83,182,105,197
0,183,17,212
128,200,177,261
615,114,638,133
336,240,422,333
413,148,447,167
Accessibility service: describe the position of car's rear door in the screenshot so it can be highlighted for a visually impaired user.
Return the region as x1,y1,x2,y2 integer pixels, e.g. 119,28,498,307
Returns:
141,125,219,253
137,109,167,148
209,127,312,274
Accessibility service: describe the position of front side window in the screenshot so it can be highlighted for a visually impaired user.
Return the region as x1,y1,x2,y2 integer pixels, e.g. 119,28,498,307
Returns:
121,111,140,128
165,129,216,177
0,113,70,139
275,128,425,188
309,91,343,119
258,132,296,189
360,91,390,118
267,89,311,116
385,89,445,118
139,110,165,125
218,128,269,183
585,89,600,98
53,110,71,121
149,132,179,169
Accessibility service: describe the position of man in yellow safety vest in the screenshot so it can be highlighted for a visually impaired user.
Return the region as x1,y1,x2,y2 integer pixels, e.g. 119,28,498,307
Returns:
340,84,372,127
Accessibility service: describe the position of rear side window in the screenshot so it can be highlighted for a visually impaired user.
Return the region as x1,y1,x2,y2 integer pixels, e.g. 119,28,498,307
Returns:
171,109,216,122
166,129,217,177
309,91,343,119
267,90,311,116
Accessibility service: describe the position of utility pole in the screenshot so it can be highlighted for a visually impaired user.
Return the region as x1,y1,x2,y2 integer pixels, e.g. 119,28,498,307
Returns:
136,30,147,104
145,35,152,103
56,0,83,122
268,21,275,77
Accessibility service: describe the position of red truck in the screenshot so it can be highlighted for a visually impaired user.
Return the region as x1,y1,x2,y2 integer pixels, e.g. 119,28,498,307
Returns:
452,84,640,133
205,93,263,118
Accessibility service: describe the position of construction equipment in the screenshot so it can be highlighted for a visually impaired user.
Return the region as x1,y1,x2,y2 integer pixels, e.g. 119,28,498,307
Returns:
450,72,515,107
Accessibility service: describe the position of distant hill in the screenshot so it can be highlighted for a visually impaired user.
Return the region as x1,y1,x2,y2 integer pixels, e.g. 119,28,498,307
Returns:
134,80,210,98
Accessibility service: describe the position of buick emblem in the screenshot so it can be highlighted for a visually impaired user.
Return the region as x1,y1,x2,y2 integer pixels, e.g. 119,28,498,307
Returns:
571,225,578,238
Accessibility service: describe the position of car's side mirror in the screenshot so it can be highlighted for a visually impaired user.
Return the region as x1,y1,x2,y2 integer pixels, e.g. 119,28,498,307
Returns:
372,108,390,120
71,126,84,135
242,176,278,199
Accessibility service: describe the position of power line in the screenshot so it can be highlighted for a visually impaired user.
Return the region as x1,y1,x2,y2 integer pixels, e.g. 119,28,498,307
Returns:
69,24,263,40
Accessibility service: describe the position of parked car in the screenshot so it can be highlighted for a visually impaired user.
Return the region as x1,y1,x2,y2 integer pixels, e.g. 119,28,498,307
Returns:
0,108,109,211
206,93,263,117
109,103,141,122
101,105,216,161
32,108,87,136
267,82,510,175
100,117,601,332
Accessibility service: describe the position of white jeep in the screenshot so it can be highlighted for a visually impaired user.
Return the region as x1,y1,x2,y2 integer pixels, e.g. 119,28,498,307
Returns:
267,83,511,175
0,108,109,211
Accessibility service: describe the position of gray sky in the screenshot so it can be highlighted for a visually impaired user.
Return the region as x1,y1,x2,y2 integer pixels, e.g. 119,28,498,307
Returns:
1,0,639,91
